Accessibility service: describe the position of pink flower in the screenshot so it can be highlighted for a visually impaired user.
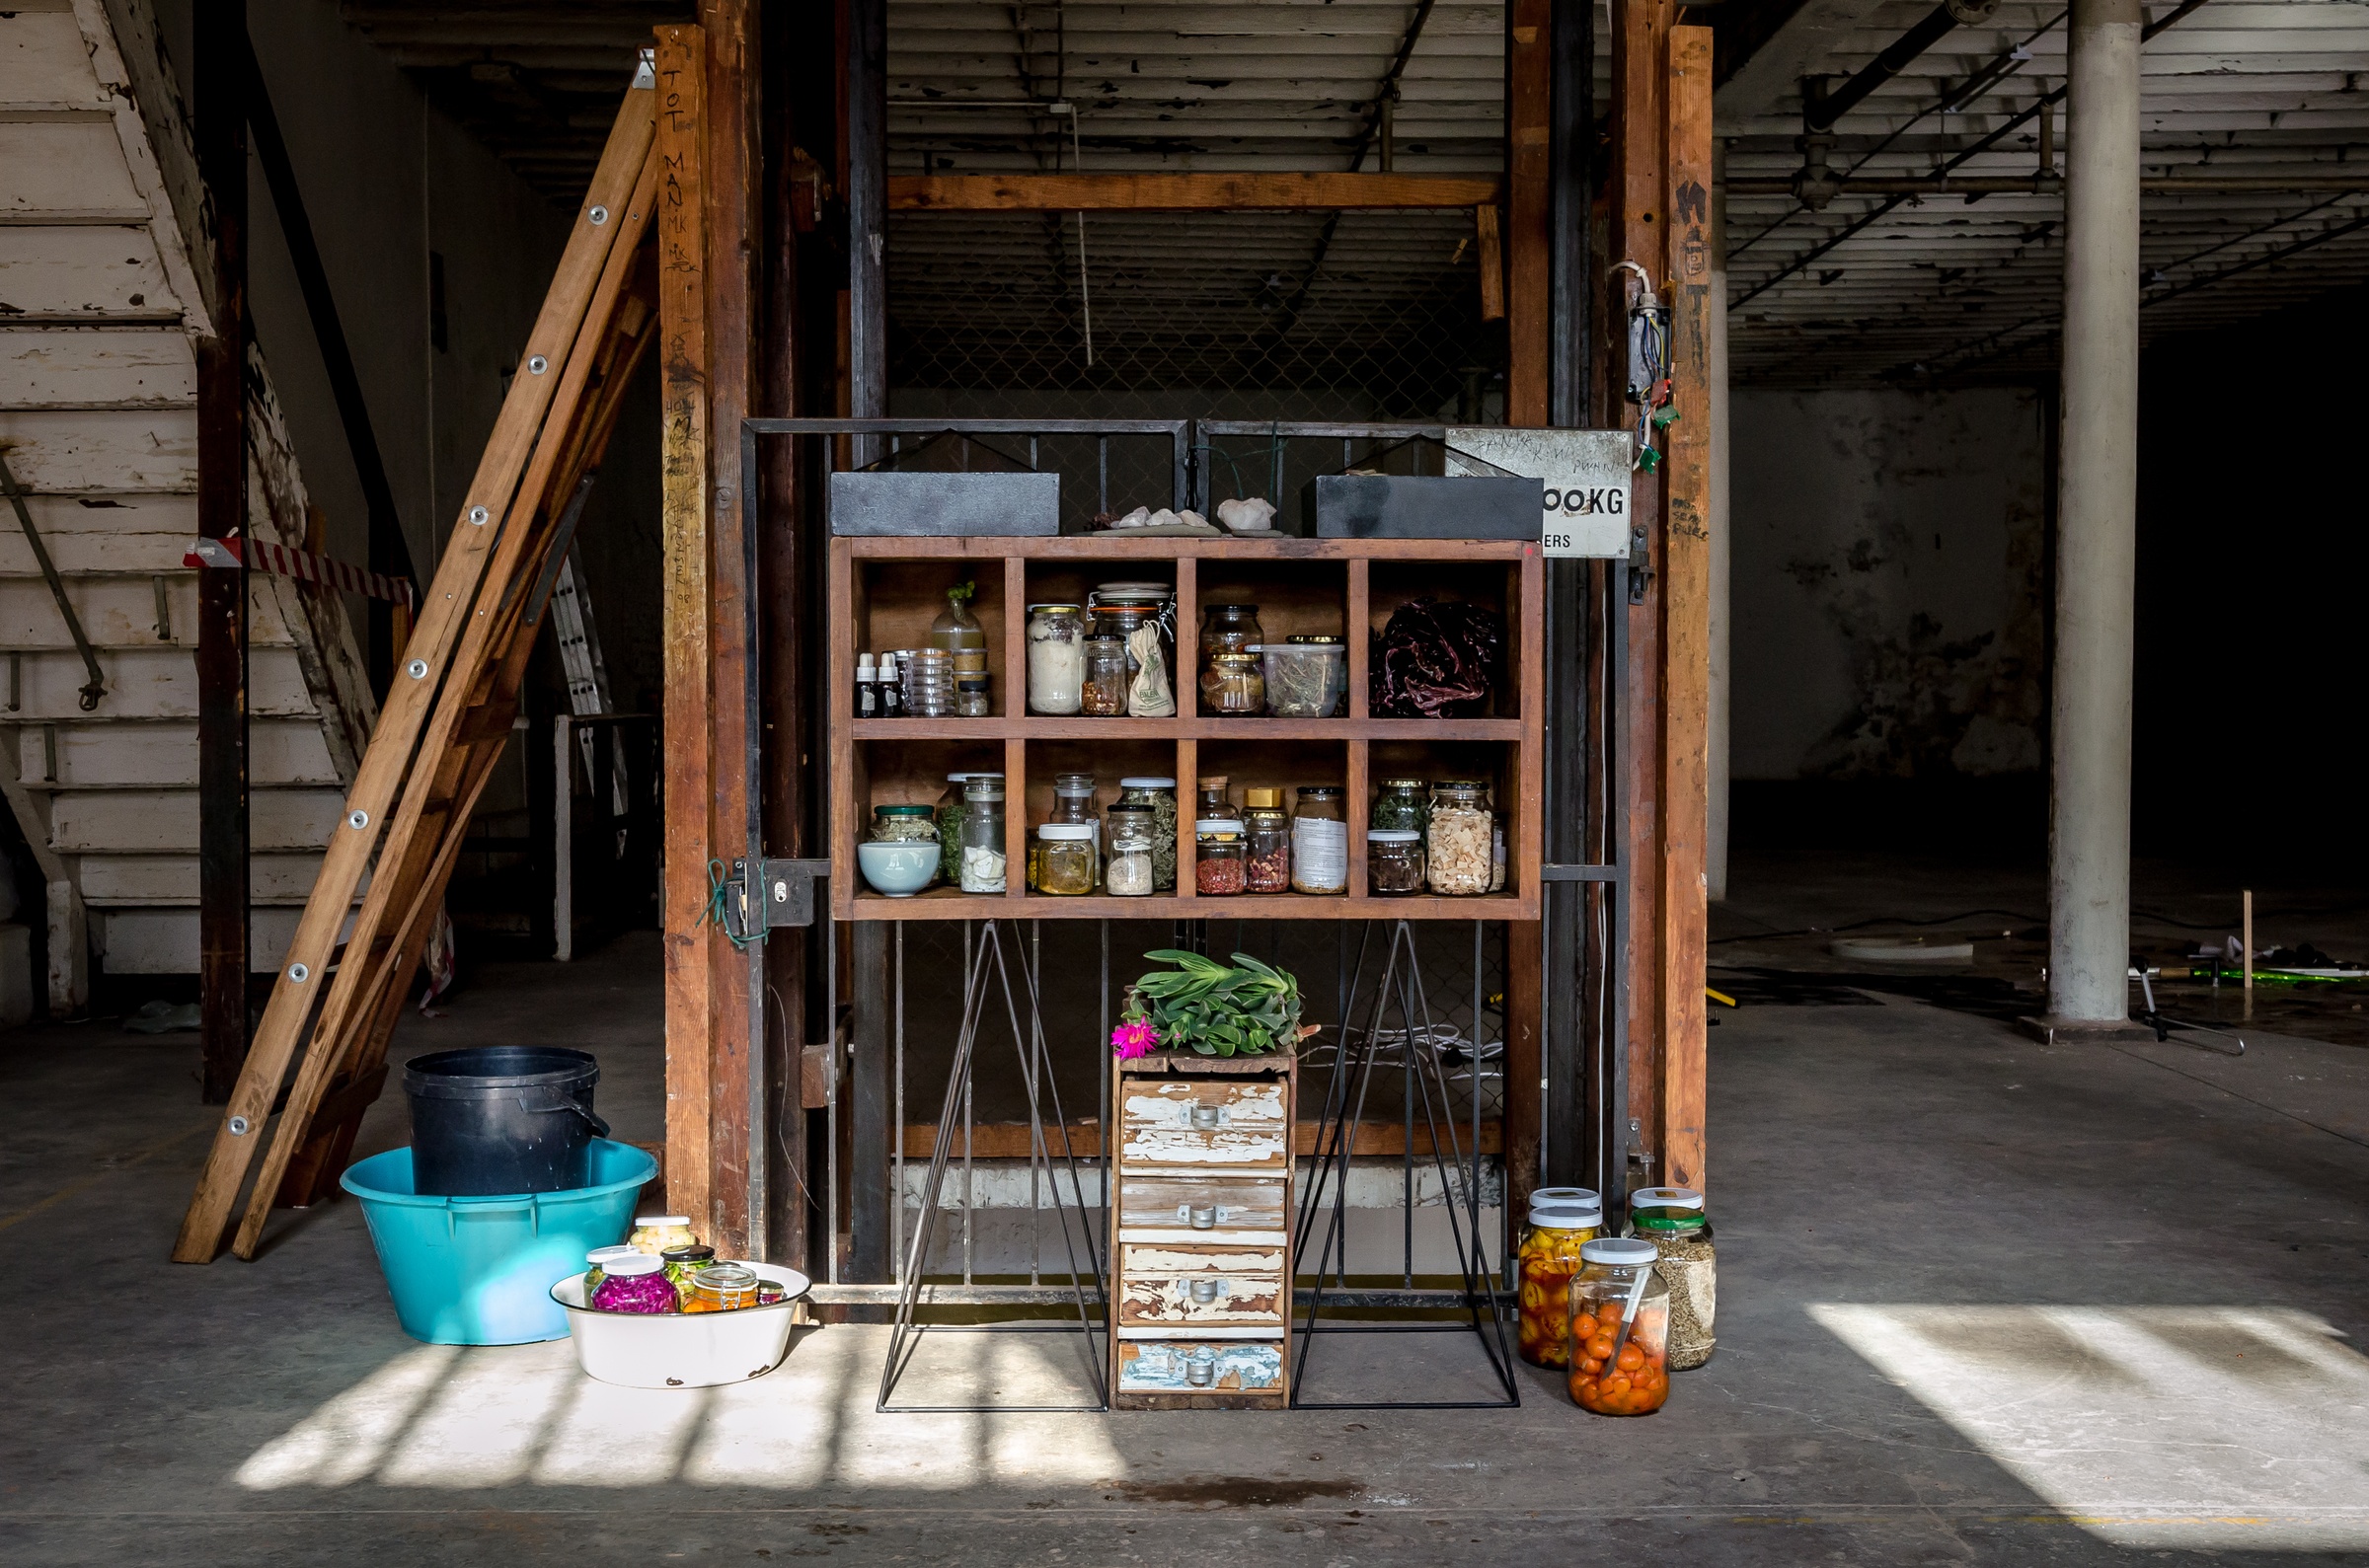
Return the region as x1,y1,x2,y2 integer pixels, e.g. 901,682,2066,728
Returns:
1110,1020,1159,1060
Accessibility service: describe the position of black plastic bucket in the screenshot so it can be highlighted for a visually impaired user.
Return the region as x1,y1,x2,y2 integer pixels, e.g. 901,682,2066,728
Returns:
402,1047,610,1197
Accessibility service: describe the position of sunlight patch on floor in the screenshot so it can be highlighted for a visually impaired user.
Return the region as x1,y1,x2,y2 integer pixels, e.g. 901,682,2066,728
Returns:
1813,1304,2369,1550
234,1326,1120,1493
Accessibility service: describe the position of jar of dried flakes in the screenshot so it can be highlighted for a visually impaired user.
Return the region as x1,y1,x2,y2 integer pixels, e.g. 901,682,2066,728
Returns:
1242,787,1291,893
1425,781,1492,896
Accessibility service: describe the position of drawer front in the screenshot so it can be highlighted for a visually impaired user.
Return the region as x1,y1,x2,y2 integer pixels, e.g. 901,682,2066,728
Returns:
1116,1264,1286,1330
1118,1080,1289,1170
1117,1339,1285,1394
1117,1175,1287,1237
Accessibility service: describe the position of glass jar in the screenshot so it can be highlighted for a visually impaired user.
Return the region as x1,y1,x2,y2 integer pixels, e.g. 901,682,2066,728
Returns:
1090,585,1176,717
589,1252,677,1313
1194,819,1247,896
1628,1188,1716,1371
1199,652,1265,716
1426,781,1492,895
1257,635,1347,717
1372,778,1428,833
1050,773,1099,859
1116,778,1179,891
581,1244,639,1300
1194,776,1240,823
1026,604,1087,715
1242,787,1291,894
1080,635,1129,715
1490,809,1508,893
1106,809,1156,897
1515,1188,1603,1369
929,584,986,661
959,775,1007,892
660,1242,717,1299
1367,829,1424,895
629,1214,697,1256
1035,824,1097,896
955,675,991,718
934,773,975,884
871,803,938,843
1567,1237,1671,1415
1290,785,1347,894
683,1262,764,1314
1198,602,1265,663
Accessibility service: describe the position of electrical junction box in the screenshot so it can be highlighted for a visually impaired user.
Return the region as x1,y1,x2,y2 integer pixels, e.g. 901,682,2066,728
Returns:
1445,427,1634,559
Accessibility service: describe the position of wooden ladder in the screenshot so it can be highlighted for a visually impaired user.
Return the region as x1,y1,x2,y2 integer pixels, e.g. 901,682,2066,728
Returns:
174,70,663,1263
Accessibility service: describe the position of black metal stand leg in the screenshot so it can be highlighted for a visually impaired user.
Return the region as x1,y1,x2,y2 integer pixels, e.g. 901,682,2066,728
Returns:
878,920,1108,1413
1291,920,1521,1410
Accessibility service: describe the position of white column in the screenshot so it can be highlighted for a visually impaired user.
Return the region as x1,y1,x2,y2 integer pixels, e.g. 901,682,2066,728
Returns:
2048,0,2143,1022
1707,142,1731,902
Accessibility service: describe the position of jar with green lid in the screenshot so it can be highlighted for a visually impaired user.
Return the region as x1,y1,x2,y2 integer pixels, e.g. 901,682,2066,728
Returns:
871,803,938,843
1627,1187,1715,1370
1035,824,1096,896
1426,781,1492,895
959,774,1007,893
1116,778,1178,890
1372,778,1428,833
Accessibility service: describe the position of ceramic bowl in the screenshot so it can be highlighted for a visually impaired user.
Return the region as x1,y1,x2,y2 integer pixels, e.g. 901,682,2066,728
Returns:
857,840,938,897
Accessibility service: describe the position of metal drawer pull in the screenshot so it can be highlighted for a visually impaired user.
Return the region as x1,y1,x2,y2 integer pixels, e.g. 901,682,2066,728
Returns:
1186,1204,1218,1229
1188,1278,1225,1305
1184,1349,1217,1386
1188,1103,1222,1130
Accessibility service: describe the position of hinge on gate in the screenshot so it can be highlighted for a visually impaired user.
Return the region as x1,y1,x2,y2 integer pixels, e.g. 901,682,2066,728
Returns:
1627,522,1653,606
722,858,830,941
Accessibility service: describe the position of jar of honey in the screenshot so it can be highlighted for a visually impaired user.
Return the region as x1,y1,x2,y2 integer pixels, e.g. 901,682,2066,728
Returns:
1567,1237,1670,1416
1515,1187,1602,1368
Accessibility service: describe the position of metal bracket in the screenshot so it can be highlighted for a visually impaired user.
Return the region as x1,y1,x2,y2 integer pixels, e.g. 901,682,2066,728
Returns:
1540,863,1621,884
723,857,830,941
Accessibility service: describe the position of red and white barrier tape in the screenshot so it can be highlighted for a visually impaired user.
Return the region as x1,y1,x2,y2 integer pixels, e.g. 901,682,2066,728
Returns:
184,532,417,608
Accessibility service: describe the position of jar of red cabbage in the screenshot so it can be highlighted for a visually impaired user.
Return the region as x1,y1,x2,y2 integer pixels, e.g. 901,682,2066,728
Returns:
581,1244,639,1299
589,1251,678,1313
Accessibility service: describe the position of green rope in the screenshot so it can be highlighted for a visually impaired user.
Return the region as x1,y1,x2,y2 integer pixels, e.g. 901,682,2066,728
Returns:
698,859,758,949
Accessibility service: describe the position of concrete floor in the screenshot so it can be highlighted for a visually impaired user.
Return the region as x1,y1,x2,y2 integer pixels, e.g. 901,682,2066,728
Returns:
5,858,2368,1565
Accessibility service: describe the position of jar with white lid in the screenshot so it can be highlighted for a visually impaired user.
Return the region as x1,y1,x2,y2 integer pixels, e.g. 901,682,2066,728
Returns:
1034,823,1096,896
1516,1187,1603,1369
1567,1236,1670,1415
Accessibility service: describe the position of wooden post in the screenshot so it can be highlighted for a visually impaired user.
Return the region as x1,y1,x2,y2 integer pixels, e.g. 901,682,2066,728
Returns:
1659,26,1713,1192
195,0,250,1099
1505,0,1552,426
655,25,715,1233
1612,0,1671,1196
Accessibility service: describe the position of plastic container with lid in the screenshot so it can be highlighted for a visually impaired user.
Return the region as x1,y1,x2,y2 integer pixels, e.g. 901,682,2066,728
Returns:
1106,808,1156,897
1035,823,1097,895
1256,636,1346,717
871,803,938,842
1368,828,1424,895
1628,1187,1716,1370
1242,787,1291,893
959,775,1007,892
1290,785,1347,894
589,1251,679,1314
1567,1237,1670,1415
1194,818,1247,896
1116,778,1179,890
1426,781,1493,895
1516,1187,1604,1369
1372,777,1428,833
1026,603,1087,714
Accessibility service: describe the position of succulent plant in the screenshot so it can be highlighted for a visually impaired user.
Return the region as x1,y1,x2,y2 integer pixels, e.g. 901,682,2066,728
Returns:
1121,948,1305,1058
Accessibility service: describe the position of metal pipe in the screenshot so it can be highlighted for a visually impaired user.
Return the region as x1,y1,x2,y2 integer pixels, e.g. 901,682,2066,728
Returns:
1802,1,1981,133
2047,0,2142,1024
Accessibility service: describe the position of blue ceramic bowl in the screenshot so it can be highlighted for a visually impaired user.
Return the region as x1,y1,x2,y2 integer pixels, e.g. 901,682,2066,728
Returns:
857,840,938,896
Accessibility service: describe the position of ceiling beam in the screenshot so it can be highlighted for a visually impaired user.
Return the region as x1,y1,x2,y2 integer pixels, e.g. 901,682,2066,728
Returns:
888,172,1508,211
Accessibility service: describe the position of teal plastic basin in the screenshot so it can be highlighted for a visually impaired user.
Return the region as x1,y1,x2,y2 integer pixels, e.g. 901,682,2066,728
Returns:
342,1138,657,1345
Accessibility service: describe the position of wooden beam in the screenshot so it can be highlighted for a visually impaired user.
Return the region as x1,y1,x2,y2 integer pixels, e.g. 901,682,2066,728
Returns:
1505,0,1553,425
654,23,715,1237
195,0,249,1102
1476,205,1505,322
1659,25,1713,1194
897,1122,1505,1159
887,172,1508,211
701,0,760,1261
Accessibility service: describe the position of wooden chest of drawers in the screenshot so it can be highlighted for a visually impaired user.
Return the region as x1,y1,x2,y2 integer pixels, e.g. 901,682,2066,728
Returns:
1108,1051,1297,1410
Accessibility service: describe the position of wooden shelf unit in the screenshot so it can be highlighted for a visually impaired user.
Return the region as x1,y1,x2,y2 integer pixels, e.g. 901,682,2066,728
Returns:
828,534,1544,923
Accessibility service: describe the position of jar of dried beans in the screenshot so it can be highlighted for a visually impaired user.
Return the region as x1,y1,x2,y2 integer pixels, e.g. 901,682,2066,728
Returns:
1425,781,1492,896
1194,819,1247,896
1567,1237,1670,1415
1242,788,1291,893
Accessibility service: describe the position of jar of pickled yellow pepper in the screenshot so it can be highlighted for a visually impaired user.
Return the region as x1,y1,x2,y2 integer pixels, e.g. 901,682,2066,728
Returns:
1515,1186,1603,1368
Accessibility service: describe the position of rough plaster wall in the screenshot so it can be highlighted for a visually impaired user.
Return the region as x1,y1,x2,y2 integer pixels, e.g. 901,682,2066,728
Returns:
1729,388,2045,781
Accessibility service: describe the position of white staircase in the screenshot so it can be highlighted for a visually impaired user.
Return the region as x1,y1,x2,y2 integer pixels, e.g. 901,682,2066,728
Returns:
1,0,375,1009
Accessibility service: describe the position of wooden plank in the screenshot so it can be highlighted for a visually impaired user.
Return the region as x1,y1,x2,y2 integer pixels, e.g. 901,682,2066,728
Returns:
5,643,313,718
0,220,179,322
0,120,142,215
654,22,714,1235
0,407,195,491
700,0,758,1258
20,718,338,788
173,85,656,1263
1476,204,1505,323
1658,24,1713,1194
0,328,192,407
841,534,1533,562
1506,0,1553,426
0,10,106,105
47,784,339,852
888,172,1509,211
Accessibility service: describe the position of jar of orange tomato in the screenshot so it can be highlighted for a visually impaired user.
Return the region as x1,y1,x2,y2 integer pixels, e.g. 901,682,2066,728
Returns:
1567,1237,1670,1416
1515,1187,1601,1367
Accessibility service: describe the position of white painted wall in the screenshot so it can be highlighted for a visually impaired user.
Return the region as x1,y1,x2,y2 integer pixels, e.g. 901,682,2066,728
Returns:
1728,388,2047,781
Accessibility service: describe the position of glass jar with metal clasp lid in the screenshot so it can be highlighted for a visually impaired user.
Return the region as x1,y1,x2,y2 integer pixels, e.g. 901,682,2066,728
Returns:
1089,582,1176,717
